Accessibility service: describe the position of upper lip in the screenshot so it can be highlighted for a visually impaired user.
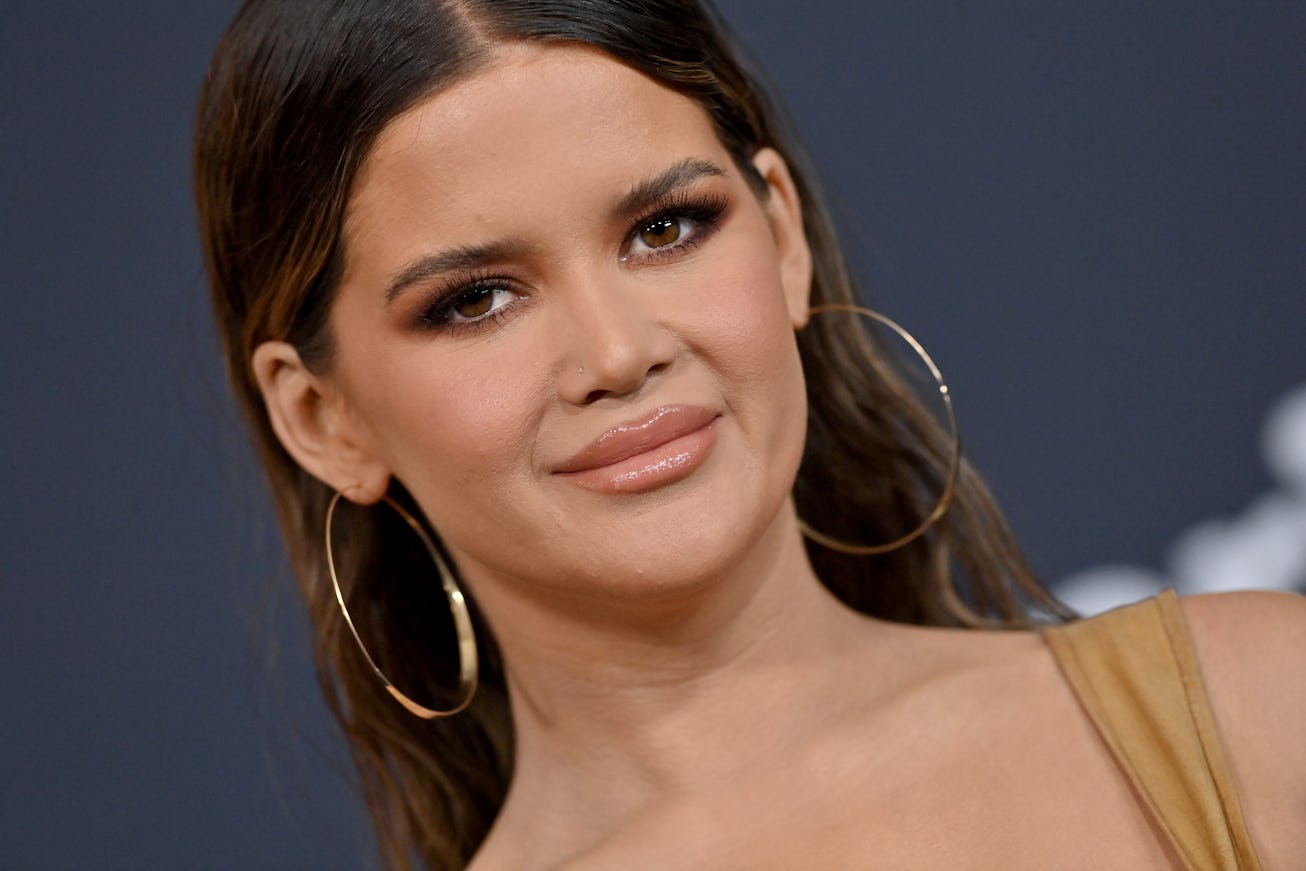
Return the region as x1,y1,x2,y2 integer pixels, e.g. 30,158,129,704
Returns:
554,405,720,474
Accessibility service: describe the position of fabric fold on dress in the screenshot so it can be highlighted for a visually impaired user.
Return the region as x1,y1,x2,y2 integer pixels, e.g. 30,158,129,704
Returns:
1042,589,1263,871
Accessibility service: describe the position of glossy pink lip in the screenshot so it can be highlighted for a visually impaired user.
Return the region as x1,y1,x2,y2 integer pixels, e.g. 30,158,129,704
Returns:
554,405,720,494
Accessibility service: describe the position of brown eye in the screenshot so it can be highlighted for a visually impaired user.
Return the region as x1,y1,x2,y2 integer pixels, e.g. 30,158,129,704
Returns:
454,289,494,319
638,215,683,249
421,282,521,331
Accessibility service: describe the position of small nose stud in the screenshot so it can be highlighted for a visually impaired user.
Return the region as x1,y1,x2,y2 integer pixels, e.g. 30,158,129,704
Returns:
577,365,585,374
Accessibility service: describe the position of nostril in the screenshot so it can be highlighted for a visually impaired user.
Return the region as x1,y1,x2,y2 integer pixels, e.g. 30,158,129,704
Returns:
570,349,672,406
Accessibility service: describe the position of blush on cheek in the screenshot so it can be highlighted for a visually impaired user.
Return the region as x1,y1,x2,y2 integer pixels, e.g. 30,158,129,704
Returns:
424,389,541,488
351,350,542,494
699,263,797,386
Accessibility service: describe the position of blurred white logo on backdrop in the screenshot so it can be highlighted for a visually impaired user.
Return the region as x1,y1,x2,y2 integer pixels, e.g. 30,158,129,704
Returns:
1057,384,1306,615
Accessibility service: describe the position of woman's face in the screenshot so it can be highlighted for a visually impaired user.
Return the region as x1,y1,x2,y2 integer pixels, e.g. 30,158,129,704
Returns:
322,43,812,600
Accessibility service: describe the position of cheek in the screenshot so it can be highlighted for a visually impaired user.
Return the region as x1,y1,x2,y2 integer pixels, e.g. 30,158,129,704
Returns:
337,334,542,497
692,225,810,484
691,231,804,391
416,381,537,487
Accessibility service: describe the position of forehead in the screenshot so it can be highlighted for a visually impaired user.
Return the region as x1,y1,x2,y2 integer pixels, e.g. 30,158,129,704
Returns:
343,43,728,255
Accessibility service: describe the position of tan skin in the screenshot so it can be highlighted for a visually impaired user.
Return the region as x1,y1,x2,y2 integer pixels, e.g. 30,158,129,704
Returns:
253,44,1306,869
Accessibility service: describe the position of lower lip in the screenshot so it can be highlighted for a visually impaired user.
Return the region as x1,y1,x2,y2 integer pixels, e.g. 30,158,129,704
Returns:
557,417,720,494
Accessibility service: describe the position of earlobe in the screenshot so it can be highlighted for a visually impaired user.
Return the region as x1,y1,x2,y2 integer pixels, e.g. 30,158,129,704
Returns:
251,341,390,503
751,148,813,329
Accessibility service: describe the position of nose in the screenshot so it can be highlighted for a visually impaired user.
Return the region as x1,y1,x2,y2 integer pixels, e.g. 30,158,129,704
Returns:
555,276,677,406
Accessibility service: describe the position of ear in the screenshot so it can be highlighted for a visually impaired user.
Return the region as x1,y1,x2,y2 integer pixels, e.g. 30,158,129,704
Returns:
751,147,813,329
251,341,391,503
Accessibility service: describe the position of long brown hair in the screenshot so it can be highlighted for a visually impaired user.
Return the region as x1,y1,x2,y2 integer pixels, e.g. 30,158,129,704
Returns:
195,1,1070,867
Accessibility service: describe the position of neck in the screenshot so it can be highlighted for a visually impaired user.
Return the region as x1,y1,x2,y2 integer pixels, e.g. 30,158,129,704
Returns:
462,505,900,841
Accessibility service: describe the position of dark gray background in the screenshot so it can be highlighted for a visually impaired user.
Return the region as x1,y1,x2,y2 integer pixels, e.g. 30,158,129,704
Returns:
3,2,1303,868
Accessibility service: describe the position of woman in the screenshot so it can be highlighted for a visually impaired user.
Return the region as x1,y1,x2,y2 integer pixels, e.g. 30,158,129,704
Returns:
195,1,1305,868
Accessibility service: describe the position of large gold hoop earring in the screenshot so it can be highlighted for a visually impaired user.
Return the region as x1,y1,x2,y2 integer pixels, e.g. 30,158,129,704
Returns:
797,304,962,555
324,491,478,718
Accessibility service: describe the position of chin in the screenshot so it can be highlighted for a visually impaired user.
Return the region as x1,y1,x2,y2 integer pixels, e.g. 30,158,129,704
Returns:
557,491,792,607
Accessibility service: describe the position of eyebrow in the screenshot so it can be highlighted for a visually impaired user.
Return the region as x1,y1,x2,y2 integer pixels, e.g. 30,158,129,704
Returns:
612,157,727,219
383,157,728,303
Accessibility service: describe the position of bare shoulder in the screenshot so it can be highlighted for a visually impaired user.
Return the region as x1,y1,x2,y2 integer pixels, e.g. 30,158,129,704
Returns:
1179,588,1306,654
1178,589,1306,720
1178,590,1306,867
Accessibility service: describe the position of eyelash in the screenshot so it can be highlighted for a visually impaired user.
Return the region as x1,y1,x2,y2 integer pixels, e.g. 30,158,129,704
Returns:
624,191,729,263
416,191,730,335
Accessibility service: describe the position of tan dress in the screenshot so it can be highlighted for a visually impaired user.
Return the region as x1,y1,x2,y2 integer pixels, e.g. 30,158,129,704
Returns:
1042,590,1265,870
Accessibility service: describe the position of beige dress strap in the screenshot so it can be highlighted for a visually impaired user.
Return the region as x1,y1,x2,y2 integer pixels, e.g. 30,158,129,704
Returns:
1041,590,1263,871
